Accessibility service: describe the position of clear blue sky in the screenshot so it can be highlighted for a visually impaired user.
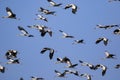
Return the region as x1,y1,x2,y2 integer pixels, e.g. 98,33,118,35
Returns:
0,0,120,80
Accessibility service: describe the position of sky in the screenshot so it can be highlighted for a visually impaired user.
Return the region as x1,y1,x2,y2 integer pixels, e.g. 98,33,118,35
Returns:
0,0,120,80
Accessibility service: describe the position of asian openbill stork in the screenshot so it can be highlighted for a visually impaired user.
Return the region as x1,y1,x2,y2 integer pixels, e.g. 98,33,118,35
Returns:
72,39,85,44
95,37,108,46
31,76,44,80
54,70,67,77
96,24,119,29
18,26,34,37
103,50,116,59
47,0,62,7
0,65,5,73
6,58,20,64
40,47,54,60
59,30,74,38
113,28,120,35
79,60,95,70
108,0,120,2
114,64,120,69
64,4,77,14
94,64,107,76
80,73,92,80
39,7,56,15
55,57,70,64
2,7,20,20
65,70,79,76
35,14,48,22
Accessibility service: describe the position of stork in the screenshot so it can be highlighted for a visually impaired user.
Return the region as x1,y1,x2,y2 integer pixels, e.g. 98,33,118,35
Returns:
94,64,107,76
31,76,44,80
0,65,5,73
59,30,74,38
6,58,20,64
96,24,119,29
39,7,56,15
2,7,20,20
47,0,62,7
64,4,77,14
108,0,120,2
55,57,70,64
54,70,67,77
35,14,48,22
20,77,24,80
40,47,54,60
104,50,116,59
114,64,120,69
72,39,85,44
79,60,95,70
18,26,34,37
95,37,108,46
65,70,79,76
80,73,92,80
113,28,120,35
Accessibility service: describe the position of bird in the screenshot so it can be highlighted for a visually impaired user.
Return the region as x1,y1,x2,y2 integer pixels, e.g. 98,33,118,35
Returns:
94,64,107,76
59,30,74,38
20,77,24,80
108,0,120,2
54,70,67,77
5,49,19,60
6,58,20,64
113,28,120,35
31,76,44,80
72,39,85,44
96,24,119,29
55,57,70,64
114,64,120,69
47,0,62,7
35,14,48,22
40,47,54,60
104,50,116,59
64,4,77,14
39,7,56,15
18,26,34,37
79,60,95,70
95,37,108,46
2,7,20,20
64,70,79,76
80,73,92,80
0,65,5,73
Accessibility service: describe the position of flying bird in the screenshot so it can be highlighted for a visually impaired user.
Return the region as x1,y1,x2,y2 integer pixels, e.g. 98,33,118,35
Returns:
79,60,95,70
0,65,5,73
96,24,119,29
35,14,48,22
2,7,20,20
108,0,120,2
47,0,62,7
72,39,85,44
20,77,24,80
59,30,74,38
65,70,79,76
80,73,92,80
18,26,34,37
64,4,77,14
94,64,107,76
31,76,44,80
54,70,67,77
103,51,116,59
114,64,120,69
6,58,20,64
113,28,120,35
40,47,54,60
55,57,70,64
95,37,108,46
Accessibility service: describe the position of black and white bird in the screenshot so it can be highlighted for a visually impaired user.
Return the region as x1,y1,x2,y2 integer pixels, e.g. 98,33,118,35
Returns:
104,51,116,59
108,0,120,2
95,37,108,46
113,28,120,35
5,49,19,60
59,30,74,38
18,26,34,37
55,57,70,64
20,77,24,80
96,24,119,29
114,64,120,69
94,64,107,76
64,4,77,14
35,14,48,22
6,58,20,64
54,70,67,77
0,65,5,73
80,73,92,80
72,39,85,44
65,70,79,76
31,76,44,80
2,7,20,20
39,7,56,15
40,47,54,60
47,0,62,7
79,60,95,70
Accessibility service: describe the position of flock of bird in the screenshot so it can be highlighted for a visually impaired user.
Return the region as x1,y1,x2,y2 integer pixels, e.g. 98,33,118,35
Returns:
0,0,120,80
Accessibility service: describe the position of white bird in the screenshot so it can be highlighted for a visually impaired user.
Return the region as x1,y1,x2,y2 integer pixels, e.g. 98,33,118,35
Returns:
40,47,54,60
31,76,44,80
6,58,20,64
2,7,20,20
64,4,77,14
113,28,120,35
39,7,56,15
54,70,67,77
35,14,48,22
104,51,116,59
47,0,62,7
94,64,107,76
0,65,5,73
18,26,34,37
95,37,108,46
80,73,92,80
59,30,74,38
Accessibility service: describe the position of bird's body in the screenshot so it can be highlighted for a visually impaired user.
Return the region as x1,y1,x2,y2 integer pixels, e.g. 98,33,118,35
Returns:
109,0,120,2
72,39,84,44
104,51,116,59
35,14,48,22
59,30,74,38
0,65,5,73
113,29,120,35
65,70,79,76
95,37,108,46
54,70,67,77
64,4,77,14
115,64,120,69
31,76,44,80
80,73,91,80
7,59,20,64
96,24,119,29
47,0,62,7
